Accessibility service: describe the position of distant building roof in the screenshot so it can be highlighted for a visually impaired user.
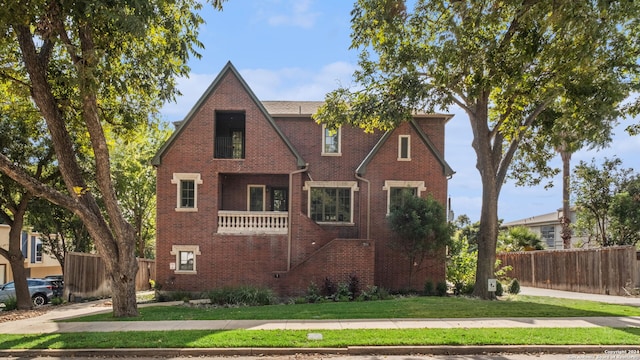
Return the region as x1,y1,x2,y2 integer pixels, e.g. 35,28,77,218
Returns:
262,101,324,116
503,211,560,227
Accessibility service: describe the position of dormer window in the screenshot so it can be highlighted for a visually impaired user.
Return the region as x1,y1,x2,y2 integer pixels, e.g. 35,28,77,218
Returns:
322,125,341,156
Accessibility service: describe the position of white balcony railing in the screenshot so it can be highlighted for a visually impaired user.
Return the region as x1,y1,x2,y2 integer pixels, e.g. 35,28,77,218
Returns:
217,210,288,235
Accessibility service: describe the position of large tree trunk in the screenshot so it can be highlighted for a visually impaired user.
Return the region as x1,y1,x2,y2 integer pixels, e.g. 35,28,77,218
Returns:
473,174,499,300
560,150,572,249
13,24,138,317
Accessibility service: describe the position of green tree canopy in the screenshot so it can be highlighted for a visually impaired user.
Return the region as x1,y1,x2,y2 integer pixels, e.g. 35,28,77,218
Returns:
609,176,640,246
314,0,639,298
572,157,635,247
0,0,225,316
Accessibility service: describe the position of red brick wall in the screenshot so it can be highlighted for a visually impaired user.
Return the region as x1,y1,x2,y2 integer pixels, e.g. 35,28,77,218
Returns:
361,120,448,290
155,67,450,296
276,238,375,297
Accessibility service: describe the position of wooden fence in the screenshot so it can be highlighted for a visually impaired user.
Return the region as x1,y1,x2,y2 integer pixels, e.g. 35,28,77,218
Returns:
497,246,637,296
63,252,156,300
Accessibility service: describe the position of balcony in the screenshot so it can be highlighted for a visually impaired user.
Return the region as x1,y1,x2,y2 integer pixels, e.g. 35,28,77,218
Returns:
217,211,288,235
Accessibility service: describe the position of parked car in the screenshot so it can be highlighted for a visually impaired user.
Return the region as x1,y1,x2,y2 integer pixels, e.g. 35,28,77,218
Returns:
43,275,64,298
0,278,54,307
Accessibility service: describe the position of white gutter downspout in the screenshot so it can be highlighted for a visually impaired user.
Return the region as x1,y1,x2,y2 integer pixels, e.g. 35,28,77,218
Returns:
288,163,309,271
355,172,371,240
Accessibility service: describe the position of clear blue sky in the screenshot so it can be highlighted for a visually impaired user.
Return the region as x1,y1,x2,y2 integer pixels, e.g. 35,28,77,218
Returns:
159,0,640,223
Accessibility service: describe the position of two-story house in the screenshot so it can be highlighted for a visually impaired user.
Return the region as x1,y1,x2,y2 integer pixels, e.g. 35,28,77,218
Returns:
152,62,454,296
0,223,63,284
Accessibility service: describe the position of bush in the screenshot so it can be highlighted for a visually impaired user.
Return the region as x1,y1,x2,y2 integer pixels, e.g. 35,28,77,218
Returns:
495,281,503,297
322,277,337,298
333,283,352,302
0,297,17,311
436,281,448,296
423,281,435,296
305,282,323,303
348,274,361,299
357,285,391,301
50,297,64,305
207,286,275,306
508,279,521,295
156,290,200,302
454,282,474,296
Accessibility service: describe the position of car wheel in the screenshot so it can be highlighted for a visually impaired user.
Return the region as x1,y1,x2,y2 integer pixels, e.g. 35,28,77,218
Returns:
32,294,47,307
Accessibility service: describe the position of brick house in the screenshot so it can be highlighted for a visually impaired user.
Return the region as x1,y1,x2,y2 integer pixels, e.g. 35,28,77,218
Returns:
152,62,454,296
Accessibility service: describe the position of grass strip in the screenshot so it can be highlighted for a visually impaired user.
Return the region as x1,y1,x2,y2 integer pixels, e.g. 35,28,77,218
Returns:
0,328,638,349
67,295,640,322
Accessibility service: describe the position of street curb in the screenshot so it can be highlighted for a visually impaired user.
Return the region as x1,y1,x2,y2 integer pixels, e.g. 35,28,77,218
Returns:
2,345,639,357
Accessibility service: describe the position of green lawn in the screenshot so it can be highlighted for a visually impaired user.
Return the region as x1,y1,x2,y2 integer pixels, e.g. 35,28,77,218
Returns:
0,328,638,349
1,294,639,349
67,294,640,322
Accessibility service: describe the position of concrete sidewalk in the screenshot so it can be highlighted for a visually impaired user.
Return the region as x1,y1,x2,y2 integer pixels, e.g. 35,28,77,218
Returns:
519,286,640,306
1,286,639,334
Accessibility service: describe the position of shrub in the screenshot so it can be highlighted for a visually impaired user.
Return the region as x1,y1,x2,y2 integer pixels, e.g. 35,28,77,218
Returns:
348,274,361,298
292,296,307,304
207,286,275,306
305,282,323,303
0,297,17,311
423,281,435,296
357,285,391,301
508,279,521,294
436,281,448,296
156,291,202,302
322,277,337,298
50,297,64,305
454,282,474,296
333,283,352,302
495,281,503,297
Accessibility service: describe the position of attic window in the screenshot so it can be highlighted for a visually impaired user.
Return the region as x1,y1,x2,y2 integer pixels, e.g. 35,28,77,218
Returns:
398,135,411,160
215,111,245,159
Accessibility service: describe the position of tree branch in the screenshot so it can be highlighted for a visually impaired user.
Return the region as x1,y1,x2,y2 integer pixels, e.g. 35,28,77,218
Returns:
496,97,554,187
0,153,80,213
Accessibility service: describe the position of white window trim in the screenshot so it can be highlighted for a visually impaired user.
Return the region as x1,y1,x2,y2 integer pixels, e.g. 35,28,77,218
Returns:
321,124,342,156
304,181,358,225
247,184,266,211
171,173,203,212
383,180,426,215
170,245,201,274
398,135,411,161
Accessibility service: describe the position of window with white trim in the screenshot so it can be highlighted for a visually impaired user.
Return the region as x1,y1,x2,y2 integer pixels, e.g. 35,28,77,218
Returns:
248,185,265,211
322,125,341,156
170,245,201,274
398,135,411,161
383,180,426,215
171,173,202,211
304,181,358,224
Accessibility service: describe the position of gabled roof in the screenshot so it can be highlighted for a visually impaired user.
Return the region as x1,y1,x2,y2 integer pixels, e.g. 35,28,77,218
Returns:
152,62,305,167
356,118,455,177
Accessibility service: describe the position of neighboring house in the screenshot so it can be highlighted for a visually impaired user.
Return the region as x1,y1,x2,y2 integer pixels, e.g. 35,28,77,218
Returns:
152,62,454,296
502,208,589,249
0,224,63,284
